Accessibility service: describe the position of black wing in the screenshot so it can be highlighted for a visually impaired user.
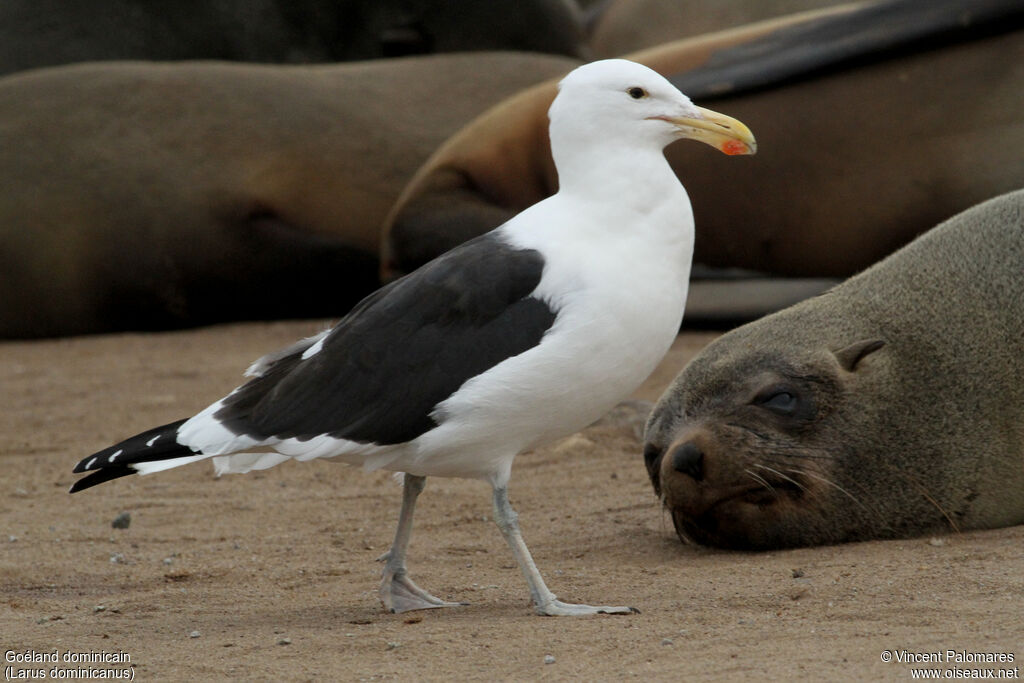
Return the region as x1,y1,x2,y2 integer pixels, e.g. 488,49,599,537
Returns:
214,231,557,445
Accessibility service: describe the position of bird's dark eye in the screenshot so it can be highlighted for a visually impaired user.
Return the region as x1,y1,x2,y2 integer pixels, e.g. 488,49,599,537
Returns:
754,389,799,415
628,87,648,99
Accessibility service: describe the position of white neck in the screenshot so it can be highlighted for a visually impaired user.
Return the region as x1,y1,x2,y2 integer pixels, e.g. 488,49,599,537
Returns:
548,115,685,211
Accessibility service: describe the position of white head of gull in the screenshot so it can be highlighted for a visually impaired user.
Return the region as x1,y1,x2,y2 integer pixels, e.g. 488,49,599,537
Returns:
70,59,755,616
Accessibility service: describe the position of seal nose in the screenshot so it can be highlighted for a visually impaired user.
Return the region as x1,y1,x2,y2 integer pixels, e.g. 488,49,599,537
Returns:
670,441,704,481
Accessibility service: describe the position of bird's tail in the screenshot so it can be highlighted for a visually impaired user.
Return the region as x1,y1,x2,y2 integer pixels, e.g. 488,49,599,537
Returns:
70,419,207,493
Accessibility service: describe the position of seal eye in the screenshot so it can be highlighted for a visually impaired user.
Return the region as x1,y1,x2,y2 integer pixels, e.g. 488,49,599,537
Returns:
628,87,648,99
756,390,799,415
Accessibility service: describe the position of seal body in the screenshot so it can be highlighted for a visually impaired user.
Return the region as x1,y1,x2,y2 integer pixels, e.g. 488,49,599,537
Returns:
383,2,1024,278
644,190,1024,549
0,53,578,338
588,0,850,57
0,0,586,77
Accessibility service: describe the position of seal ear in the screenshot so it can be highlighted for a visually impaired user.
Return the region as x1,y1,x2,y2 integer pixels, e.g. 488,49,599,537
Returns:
833,339,885,372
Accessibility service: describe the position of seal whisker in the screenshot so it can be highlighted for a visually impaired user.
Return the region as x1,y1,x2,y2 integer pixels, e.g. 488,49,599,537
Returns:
744,469,777,495
787,466,892,533
751,463,806,492
785,467,873,514
658,492,681,541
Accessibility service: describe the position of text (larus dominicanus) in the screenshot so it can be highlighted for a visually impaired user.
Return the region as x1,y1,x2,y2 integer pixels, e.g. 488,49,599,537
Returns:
71,58,755,616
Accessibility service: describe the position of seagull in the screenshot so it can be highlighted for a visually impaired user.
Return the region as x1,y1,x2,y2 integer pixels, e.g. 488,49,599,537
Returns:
70,59,755,616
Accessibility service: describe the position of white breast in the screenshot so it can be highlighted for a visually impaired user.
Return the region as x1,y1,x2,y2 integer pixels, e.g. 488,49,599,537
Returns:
404,186,694,486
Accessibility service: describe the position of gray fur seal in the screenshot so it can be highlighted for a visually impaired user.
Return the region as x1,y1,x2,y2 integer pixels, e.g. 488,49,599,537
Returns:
0,53,578,338
644,190,1024,549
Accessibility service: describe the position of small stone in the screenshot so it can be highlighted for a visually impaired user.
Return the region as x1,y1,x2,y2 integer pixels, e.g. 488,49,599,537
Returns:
109,553,125,564
111,512,131,529
93,605,106,613
544,655,556,665
661,638,673,646
791,568,805,578
386,641,400,651
189,630,201,639
8,535,17,542
928,537,945,547
163,557,174,565
277,638,292,646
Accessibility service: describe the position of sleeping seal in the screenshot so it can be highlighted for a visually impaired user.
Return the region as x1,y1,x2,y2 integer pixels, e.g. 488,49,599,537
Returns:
643,190,1024,549
383,0,1024,278
587,0,852,57
0,53,578,338
0,0,586,77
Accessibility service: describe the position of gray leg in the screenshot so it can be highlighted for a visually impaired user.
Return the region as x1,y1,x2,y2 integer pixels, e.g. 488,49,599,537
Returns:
491,486,638,616
378,474,467,613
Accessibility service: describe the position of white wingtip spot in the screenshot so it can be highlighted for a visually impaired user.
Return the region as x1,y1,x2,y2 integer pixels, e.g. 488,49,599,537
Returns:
85,457,98,469
108,449,123,462
145,435,160,447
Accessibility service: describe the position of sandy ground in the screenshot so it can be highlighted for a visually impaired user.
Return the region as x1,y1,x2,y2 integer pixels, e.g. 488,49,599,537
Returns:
3,321,1022,681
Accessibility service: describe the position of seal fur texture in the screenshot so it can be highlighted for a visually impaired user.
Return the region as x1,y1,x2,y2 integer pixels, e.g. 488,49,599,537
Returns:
0,53,578,338
644,190,1024,550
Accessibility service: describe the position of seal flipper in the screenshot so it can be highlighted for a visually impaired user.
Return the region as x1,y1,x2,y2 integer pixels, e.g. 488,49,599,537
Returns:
671,0,1024,99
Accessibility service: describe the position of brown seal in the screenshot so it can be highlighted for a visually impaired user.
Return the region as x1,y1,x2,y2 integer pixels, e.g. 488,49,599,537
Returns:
0,53,578,338
643,190,1024,550
382,0,1024,279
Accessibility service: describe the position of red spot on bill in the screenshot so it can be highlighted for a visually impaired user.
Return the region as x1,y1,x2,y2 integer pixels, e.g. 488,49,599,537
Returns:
721,139,751,156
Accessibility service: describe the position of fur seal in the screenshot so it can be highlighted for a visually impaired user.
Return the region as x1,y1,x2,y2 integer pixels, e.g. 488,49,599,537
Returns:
382,0,1024,278
0,0,586,77
0,54,579,338
643,190,1024,550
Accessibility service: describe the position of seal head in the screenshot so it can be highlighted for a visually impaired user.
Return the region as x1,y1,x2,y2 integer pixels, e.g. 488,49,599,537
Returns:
645,190,1024,549
645,333,887,549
